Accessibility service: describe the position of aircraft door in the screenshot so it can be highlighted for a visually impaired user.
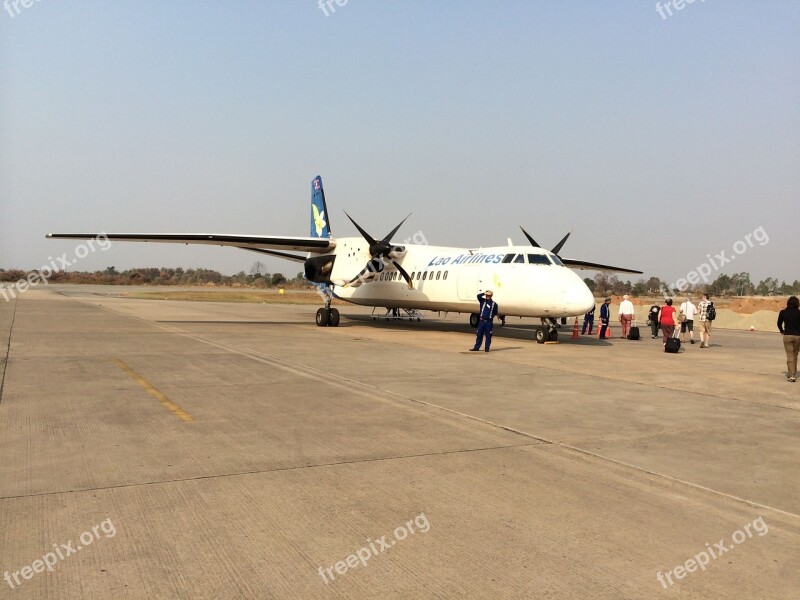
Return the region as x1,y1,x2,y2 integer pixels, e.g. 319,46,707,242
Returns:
457,265,485,300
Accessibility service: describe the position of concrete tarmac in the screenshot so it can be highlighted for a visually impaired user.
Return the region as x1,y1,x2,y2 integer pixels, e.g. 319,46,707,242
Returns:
1,286,798,599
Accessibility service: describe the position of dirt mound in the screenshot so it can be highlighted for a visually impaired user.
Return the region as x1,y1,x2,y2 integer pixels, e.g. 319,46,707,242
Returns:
727,297,787,314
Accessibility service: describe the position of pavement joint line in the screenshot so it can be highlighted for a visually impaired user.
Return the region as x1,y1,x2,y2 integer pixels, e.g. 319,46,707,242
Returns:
111,356,194,422
0,441,543,501
0,296,19,404
86,298,800,520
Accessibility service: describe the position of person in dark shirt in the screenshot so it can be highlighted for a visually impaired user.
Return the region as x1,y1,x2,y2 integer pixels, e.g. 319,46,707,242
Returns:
647,304,661,339
777,295,800,382
470,291,499,352
582,304,596,335
598,298,611,339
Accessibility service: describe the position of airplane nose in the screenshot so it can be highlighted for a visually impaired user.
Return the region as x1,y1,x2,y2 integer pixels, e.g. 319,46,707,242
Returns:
564,283,595,314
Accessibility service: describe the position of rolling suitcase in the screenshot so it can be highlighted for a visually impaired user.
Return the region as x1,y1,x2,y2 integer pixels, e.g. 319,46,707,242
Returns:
628,319,640,340
665,329,681,353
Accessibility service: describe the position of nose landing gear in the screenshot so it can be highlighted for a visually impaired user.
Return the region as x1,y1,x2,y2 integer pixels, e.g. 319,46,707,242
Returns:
536,318,559,343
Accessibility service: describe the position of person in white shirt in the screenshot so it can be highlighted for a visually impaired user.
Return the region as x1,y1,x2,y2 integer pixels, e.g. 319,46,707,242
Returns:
679,296,697,344
618,295,635,339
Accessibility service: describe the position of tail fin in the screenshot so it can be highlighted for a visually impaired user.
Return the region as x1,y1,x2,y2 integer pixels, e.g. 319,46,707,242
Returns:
310,175,331,238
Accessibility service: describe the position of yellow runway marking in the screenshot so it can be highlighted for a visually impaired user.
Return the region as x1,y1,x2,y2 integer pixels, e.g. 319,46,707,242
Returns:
112,357,194,422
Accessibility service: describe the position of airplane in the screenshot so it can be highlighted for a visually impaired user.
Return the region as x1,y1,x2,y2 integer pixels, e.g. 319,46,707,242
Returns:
47,176,641,343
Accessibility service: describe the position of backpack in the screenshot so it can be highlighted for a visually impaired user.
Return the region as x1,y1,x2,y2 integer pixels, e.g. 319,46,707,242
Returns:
706,303,716,321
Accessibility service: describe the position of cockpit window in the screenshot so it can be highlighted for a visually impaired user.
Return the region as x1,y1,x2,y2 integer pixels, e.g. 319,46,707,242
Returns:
502,253,515,264
549,254,565,266
513,254,525,264
527,254,551,265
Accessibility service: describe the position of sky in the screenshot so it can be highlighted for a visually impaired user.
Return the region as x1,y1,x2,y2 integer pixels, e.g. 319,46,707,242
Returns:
1,1,798,285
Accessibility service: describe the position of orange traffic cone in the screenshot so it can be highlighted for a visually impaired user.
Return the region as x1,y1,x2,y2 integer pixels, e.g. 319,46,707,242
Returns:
572,318,580,339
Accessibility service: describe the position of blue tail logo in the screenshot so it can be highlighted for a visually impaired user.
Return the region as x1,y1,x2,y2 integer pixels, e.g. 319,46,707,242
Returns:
310,176,331,238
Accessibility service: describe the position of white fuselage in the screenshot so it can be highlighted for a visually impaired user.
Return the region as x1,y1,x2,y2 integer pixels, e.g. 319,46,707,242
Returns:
328,238,595,318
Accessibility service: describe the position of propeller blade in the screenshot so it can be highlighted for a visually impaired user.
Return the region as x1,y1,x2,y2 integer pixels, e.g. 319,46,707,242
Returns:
389,258,414,289
344,212,377,247
519,226,540,248
345,258,384,286
382,213,412,243
345,265,369,286
551,230,572,255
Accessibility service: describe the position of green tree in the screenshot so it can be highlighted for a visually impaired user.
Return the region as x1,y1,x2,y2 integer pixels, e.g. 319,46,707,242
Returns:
730,272,754,296
645,276,663,293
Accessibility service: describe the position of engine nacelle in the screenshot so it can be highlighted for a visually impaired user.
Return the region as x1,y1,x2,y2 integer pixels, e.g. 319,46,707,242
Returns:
304,255,336,284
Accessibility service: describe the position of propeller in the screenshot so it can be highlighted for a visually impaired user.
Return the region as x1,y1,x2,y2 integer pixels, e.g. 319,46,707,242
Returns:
519,226,572,256
344,212,414,289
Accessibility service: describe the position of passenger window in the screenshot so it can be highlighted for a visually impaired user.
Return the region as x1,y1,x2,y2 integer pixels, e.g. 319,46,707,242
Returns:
423,272,427,281
436,271,441,280
443,271,448,280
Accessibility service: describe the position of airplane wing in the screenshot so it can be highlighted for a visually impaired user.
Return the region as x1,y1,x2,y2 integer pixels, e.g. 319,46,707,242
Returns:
45,233,335,257
560,258,642,275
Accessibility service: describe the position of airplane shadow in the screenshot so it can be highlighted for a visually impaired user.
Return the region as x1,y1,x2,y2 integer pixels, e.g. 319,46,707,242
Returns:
156,320,312,325
343,315,617,345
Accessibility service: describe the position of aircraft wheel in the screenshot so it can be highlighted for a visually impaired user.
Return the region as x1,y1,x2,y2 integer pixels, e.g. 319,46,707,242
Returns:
535,329,546,344
329,308,340,327
549,329,559,342
316,308,330,327
469,313,479,328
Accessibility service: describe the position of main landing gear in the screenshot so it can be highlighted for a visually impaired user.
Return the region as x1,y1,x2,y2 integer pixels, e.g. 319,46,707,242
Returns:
315,297,340,327
535,318,559,344
469,313,480,328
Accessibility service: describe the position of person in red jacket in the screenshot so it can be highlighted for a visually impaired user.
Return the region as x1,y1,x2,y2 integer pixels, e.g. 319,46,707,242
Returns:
659,298,677,347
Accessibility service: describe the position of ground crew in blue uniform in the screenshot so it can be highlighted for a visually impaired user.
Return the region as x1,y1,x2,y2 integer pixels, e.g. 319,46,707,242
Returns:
598,297,611,339
470,290,499,352
581,304,596,335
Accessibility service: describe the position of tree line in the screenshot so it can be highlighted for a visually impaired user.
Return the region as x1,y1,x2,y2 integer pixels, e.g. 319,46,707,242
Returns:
587,272,800,297
0,262,307,288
